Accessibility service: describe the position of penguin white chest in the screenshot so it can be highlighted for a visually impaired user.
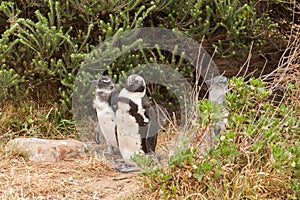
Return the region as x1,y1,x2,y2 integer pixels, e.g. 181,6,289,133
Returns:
116,99,145,165
93,99,118,148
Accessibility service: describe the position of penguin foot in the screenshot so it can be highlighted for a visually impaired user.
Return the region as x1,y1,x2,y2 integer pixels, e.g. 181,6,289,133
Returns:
94,147,120,156
113,158,126,163
114,164,141,173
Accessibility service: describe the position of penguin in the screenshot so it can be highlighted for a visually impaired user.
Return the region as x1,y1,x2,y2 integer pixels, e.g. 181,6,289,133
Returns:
91,75,119,154
205,75,228,135
116,74,158,172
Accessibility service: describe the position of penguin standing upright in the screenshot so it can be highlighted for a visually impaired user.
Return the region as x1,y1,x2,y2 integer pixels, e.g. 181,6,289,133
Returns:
116,74,158,171
91,75,119,154
205,75,228,135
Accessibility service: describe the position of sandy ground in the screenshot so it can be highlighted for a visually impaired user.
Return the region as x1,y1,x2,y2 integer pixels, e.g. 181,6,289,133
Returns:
0,129,177,200
0,153,142,200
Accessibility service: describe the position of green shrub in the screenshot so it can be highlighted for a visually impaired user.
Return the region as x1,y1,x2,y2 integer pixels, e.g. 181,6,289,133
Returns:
0,0,277,107
141,77,300,199
0,0,160,117
157,0,276,57
0,65,26,105
0,0,283,136
0,1,82,116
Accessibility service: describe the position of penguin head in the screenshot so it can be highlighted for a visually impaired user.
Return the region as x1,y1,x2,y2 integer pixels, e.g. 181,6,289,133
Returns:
206,75,228,104
205,75,228,89
91,76,116,92
125,74,146,93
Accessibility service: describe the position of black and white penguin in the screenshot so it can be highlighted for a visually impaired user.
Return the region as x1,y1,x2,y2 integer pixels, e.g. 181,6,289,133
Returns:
116,74,158,171
91,75,119,153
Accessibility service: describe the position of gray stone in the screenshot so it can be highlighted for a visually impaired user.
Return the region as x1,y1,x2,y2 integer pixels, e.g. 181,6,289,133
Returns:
6,138,86,162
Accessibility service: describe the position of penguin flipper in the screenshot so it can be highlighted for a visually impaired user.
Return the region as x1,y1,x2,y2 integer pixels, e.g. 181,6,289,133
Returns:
94,122,104,145
110,89,119,112
143,105,159,153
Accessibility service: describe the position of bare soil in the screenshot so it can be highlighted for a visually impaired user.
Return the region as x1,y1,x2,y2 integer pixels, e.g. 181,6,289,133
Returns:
0,153,141,200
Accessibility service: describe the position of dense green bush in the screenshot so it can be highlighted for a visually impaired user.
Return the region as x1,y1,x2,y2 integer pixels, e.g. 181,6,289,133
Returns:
2,0,296,143
0,0,277,117
159,0,276,56
0,66,26,105
140,77,300,199
0,0,159,116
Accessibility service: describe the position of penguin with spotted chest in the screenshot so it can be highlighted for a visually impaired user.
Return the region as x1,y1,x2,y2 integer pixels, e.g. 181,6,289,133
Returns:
91,75,119,154
116,74,158,172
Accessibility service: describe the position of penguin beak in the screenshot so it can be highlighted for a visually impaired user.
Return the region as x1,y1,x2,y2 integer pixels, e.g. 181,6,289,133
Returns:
90,79,98,85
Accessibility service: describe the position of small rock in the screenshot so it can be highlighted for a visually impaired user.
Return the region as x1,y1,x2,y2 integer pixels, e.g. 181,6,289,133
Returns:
6,138,86,162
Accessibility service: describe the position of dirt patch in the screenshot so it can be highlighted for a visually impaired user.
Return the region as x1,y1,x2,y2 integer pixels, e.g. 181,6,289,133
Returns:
0,154,141,199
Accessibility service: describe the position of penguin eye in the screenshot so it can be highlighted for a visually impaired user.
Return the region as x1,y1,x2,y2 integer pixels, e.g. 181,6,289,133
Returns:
138,80,143,85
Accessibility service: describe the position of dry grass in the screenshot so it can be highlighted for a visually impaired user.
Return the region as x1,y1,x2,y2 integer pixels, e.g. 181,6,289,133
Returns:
0,100,77,140
263,30,300,115
0,148,140,200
